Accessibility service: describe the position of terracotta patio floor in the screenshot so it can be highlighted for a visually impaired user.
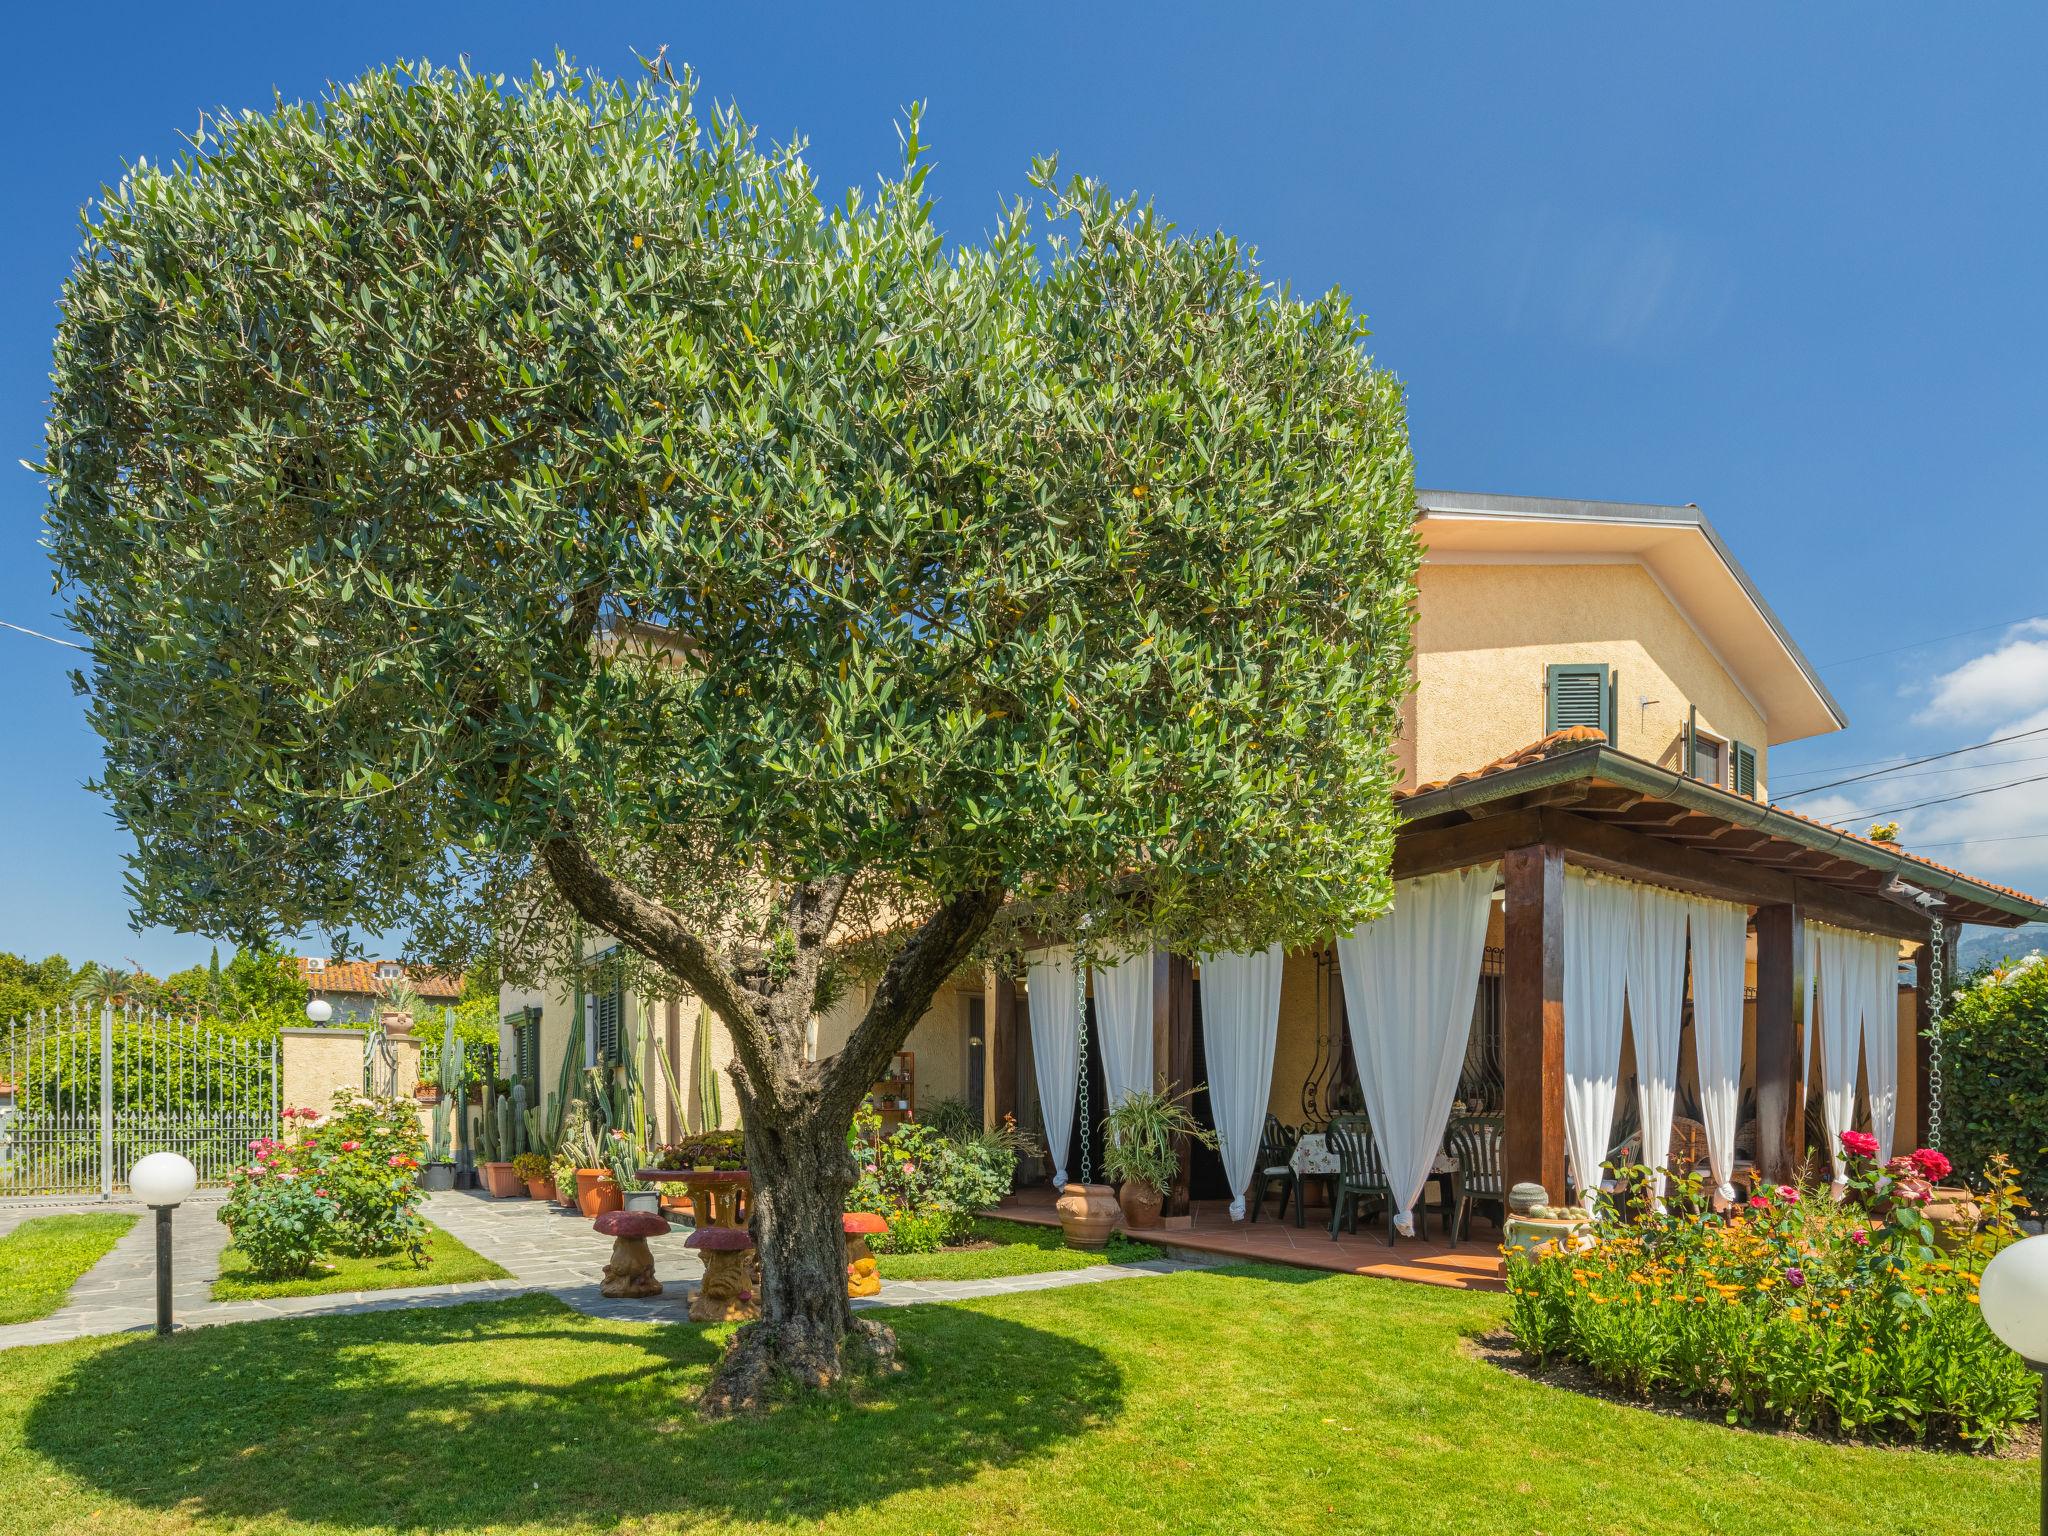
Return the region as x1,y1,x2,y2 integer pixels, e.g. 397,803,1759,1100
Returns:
991,1186,1506,1292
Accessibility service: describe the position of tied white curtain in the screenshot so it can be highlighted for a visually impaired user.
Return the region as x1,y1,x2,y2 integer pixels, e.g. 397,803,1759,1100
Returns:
1092,947,1155,1111
1026,946,1082,1187
1861,937,1901,1160
1564,872,1633,1210
1198,944,1285,1220
1684,896,1749,1202
1335,863,1498,1235
1808,921,1877,1185
1626,884,1690,1204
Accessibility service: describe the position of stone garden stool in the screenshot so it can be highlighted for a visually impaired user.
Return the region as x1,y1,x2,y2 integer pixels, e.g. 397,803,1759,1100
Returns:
686,1225,760,1322
843,1212,888,1298
593,1209,670,1299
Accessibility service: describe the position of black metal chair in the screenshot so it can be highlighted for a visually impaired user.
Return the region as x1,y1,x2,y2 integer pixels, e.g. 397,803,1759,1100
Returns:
1248,1114,1300,1223
1443,1115,1505,1243
1325,1114,1397,1244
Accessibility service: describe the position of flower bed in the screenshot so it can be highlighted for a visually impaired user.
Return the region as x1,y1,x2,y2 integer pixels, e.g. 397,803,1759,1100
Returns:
847,1105,1029,1253
217,1092,427,1279
1504,1136,2039,1447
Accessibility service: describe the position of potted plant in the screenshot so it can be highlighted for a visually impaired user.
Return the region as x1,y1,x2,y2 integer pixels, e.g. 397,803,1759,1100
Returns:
1100,1083,1217,1230
512,1151,554,1201
606,1129,660,1214
419,1095,456,1192
473,1083,524,1199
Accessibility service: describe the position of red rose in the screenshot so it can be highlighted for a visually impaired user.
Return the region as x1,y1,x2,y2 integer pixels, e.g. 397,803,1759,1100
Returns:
1908,1148,1952,1182
1748,1194,1771,1209
1839,1130,1879,1160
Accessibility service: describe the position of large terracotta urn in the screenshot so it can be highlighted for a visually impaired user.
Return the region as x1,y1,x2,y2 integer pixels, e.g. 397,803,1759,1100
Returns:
1117,1179,1164,1229
1056,1182,1122,1249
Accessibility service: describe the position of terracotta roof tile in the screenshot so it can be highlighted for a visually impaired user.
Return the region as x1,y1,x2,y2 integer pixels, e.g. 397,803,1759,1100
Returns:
296,957,464,1000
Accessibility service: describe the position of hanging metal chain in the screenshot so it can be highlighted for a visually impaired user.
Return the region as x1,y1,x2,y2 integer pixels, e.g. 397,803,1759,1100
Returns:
1074,942,1092,1185
1925,919,1947,1152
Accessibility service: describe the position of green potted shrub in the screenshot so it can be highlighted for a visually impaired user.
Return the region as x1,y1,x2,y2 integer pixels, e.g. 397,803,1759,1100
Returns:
512,1151,554,1200
1100,1083,1216,1229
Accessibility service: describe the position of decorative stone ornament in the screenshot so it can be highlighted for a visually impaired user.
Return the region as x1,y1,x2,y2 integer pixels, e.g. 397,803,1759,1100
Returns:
685,1226,760,1322
843,1212,888,1297
592,1208,670,1298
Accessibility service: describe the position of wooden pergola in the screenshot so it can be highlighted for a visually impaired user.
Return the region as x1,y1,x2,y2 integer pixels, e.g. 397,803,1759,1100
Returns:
988,738,2048,1219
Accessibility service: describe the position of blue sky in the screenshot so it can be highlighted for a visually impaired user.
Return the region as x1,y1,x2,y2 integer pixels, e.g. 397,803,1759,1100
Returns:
3,5,2045,973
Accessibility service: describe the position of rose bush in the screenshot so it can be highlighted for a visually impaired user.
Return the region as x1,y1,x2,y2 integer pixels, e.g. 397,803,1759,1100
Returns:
1504,1134,2038,1447
217,1092,427,1278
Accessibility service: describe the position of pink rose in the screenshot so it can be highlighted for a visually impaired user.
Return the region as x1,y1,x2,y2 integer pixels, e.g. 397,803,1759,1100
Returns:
1774,1185,1800,1204
387,1154,406,1167
1839,1130,1879,1160
1850,1228,1869,1246
1909,1148,1952,1182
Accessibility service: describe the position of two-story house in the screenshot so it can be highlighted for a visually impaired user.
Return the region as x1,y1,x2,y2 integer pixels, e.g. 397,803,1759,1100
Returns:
501,490,2047,1237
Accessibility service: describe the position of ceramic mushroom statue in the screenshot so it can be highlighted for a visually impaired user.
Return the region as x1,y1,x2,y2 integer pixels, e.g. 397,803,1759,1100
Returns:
592,1208,670,1298
842,1211,888,1298
685,1225,759,1322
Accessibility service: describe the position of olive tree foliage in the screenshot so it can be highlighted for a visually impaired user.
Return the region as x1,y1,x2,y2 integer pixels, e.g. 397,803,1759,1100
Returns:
44,57,1417,1394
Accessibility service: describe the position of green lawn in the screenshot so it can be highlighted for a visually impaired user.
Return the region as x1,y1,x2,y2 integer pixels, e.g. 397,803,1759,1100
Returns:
0,1265,2032,1535
210,1221,507,1300
876,1217,1162,1281
0,1215,136,1325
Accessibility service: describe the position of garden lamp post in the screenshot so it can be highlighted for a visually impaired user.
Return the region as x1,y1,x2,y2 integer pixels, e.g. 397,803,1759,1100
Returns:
305,998,333,1024
128,1151,198,1337
1979,1233,2048,1536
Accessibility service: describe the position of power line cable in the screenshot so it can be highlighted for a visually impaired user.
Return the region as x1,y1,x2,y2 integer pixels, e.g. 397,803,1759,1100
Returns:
1775,724,2048,800
1835,768,2048,823
1817,611,2048,667
0,618,88,652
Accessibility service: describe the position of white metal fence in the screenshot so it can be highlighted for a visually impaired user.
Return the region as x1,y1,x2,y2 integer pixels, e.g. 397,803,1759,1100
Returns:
0,1004,278,1197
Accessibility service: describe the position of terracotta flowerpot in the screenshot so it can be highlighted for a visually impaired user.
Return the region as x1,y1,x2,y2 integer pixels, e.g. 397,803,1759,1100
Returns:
413,1084,441,1105
523,1176,556,1201
1055,1182,1122,1249
659,1193,694,1216
1117,1179,1164,1229
481,1161,524,1199
575,1168,622,1218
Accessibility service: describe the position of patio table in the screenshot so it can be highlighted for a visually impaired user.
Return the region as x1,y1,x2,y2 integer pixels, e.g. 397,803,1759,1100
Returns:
637,1168,752,1229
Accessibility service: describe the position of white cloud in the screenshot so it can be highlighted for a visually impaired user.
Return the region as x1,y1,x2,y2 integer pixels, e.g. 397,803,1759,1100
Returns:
1913,619,2048,728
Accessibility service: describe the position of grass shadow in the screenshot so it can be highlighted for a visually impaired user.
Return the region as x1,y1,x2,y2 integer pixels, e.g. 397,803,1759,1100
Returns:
20,1293,1124,1530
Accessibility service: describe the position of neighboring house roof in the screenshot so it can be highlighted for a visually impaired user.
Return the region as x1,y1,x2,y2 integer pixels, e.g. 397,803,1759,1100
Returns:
1413,490,1847,746
1394,729,2048,928
295,957,465,1000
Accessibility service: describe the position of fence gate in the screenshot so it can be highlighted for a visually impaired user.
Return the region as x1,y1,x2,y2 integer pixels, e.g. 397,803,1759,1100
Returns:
0,1004,278,1197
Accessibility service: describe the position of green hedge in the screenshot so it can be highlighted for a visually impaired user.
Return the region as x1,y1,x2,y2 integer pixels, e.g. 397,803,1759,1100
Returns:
1941,953,2048,1212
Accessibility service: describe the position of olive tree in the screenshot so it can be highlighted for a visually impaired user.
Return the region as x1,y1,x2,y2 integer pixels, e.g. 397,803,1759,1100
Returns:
44,58,1419,1404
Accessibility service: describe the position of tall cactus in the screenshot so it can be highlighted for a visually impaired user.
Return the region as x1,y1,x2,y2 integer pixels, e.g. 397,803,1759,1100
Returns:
475,1081,500,1162
495,1092,515,1162
510,1082,529,1156
428,1096,451,1163
693,1008,721,1129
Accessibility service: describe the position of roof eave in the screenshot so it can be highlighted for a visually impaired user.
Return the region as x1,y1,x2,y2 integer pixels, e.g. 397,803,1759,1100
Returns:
1396,744,2048,927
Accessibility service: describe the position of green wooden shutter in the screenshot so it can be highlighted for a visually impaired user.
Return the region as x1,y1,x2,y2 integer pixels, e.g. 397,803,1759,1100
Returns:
1732,741,1758,799
1545,662,1612,739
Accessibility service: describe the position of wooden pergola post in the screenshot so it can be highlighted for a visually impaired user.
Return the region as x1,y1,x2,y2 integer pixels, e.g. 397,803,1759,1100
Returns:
1153,950,1197,1224
1502,844,1566,1201
1753,903,1806,1184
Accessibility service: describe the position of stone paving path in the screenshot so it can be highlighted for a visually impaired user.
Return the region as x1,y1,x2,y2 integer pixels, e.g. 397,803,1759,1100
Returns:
0,1190,1211,1351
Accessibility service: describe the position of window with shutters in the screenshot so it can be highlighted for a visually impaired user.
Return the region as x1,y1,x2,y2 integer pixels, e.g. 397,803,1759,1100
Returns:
592,980,623,1065
1544,662,1613,740
1692,732,1727,788
511,1008,540,1094
1732,741,1759,799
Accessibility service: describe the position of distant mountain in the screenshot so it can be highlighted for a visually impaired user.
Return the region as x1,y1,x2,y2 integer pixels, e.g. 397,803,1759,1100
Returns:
1957,922,2048,974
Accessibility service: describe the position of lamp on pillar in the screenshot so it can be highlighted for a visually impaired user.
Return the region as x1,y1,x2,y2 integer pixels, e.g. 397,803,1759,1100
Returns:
128,1151,198,1337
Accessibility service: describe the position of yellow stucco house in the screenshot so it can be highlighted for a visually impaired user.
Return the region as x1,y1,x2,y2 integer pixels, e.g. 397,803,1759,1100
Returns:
501,490,2047,1219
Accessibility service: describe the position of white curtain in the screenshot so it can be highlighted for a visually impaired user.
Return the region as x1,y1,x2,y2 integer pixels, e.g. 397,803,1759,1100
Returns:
1092,947,1155,1111
1626,884,1690,1204
1683,896,1749,1202
1861,937,1901,1160
1808,920,1866,1185
1026,946,1082,1186
1564,872,1633,1209
1198,944,1286,1220
1335,863,1498,1235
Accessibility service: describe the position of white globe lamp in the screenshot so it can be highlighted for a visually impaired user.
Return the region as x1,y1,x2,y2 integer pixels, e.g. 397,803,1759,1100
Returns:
305,998,333,1025
1979,1233,2048,1535
129,1151,199,1336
